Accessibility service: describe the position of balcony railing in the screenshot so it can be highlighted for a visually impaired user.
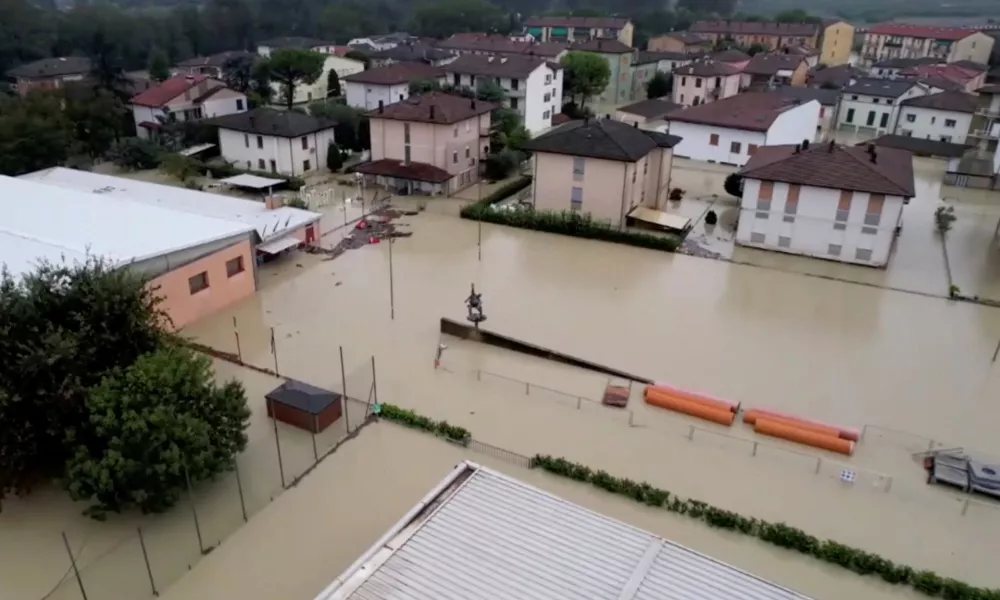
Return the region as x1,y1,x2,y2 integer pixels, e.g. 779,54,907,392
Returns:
975,108,1000,119
968,128,1000,140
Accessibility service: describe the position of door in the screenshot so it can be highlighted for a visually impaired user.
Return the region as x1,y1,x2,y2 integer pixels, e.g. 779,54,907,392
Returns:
304,225,316,244
866,111,876,126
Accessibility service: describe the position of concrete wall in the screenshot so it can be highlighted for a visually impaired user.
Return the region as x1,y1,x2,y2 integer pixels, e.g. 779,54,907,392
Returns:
895,106,974,144
344,81,415,111
219,127,336,176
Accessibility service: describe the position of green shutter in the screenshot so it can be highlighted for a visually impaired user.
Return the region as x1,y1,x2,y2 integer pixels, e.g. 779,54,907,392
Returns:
551,27,568,37
527,27,543,37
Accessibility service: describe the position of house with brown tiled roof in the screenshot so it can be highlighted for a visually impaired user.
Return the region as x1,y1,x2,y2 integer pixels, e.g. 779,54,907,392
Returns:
342,63,446,111
665,91,822,166
895,90,979,144
671,60,743,108
355,92,498,196
175,51,256,79
740,53,809,89
524,16,634,47
859,24,994,68
735,141,915,267
435,34,567,61
690,21,821,51
130,75,247,140
646,32,712,55
6,56,91,97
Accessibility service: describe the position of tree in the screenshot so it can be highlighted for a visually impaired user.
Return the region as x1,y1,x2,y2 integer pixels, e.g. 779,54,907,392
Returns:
309,101,362,150
266,49,325,108
64,346,250,517
344,49,371,69
746,43,768,56
491,107,529,151
412,0,504,38
148,48,171,82
109,138,162,170
327,141,344,170
223,54,256,95
724,173,744,197
475,79,507,103
88,29,131,101
560,52,610,108
0,258,166,500
326,68,341,98
645,72,671,99
0,93,73,176
63,85,128,156
409,79,442,94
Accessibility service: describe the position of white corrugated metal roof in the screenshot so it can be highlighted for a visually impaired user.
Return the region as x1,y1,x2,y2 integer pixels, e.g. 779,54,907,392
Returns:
20,168,320,241
0,176,255,278
220,173,286,189
320,462,816,600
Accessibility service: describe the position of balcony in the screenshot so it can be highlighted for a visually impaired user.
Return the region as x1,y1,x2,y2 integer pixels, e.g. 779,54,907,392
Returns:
968,127,1000,140
976,108,1000,119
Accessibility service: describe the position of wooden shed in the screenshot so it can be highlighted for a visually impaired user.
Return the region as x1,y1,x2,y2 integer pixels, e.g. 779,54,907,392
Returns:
266,379,343,434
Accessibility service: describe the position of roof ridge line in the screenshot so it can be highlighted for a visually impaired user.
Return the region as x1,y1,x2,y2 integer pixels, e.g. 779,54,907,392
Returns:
840,146,911,196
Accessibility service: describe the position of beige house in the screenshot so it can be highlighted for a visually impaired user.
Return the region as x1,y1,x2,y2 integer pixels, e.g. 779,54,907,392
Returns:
356,92,497,196
522,118,683,227
690,21,821,51
820,20,855,66
646,32,713,55
615,97,682,131
672,60,743,107
524,16,634,47
859,25,995,67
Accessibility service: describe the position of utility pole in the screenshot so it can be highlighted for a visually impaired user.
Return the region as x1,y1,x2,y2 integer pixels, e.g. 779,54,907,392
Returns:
388,235,395,320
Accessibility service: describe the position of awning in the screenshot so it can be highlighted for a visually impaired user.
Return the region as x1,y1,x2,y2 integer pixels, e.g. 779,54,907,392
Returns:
257,235,301,255
627,206,691,232
221,174,287,189
179,143,216,157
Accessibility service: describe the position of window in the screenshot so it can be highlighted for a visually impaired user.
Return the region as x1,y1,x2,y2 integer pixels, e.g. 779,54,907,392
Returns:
820,107,825,118
828,244,842,256
244,134,249,148
236,98,244,111
758,180,774,201
452,151,458,164
945,119,957,128
680,94,685,103
851,95,858,100
544,92,551,102
571,186,583,211
573,157,585,181
643,159,648,175
226,256,244,277
695,78,703,88
543,110,550,119
303,159,311,171
940,135,953,142
511,98,519,109
730,141,741,154
512,79,520,90
709,133,719,146
906,113,916,123
879,113,889,128
256,136,263,149
301,137,308,150
750,232,766,244
404,123,410,143
866,111,876,126
258,158,266,169
784,184,800,222
682,77,687,86
778,236,791,248
835,190,851,230
873,98,880,104
465,146,470,158
466,120,471,132
453,126,458,138
269,159,276,172
404,145,411,163
748,144,758,155
855,248,873,261
453,74,460,86
931,116,937,124
188,272,209,294
846,108,855,123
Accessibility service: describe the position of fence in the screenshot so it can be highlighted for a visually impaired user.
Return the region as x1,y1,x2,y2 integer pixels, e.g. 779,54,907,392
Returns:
38,348,380,600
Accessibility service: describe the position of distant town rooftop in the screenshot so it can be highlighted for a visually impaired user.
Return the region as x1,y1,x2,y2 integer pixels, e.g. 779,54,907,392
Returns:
666,91,809,132
865,23,981,41
690,20,820,37
523,15,631,29
366,91,497,125
313,461,818,600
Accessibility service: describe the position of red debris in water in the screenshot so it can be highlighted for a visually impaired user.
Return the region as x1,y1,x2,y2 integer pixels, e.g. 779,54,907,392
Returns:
369,237,380,244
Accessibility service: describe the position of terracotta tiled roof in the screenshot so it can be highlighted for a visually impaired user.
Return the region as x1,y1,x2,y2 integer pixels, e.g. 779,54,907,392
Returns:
742,53,805,76
618,98,682,119
673,60,741,77
740,142,915,197
522,117,681,162
570,39,633,54
353,159,452,183
866,134,971,158
900,90,978,113
176,51,255,69
368,43,454,64
638,51,692,62
436,35,566,58
665,91,810,132
664,32,711,45
444,54,551,79
710,49,751,63
691,20,820,37
524,16,631,29
130,75,212,107
866,24,979,41
343,63,444,85
842,78,920,98
6,56,91,78
902,63,980,84
367,92,497,125
772,85,840,106
806,64,863,88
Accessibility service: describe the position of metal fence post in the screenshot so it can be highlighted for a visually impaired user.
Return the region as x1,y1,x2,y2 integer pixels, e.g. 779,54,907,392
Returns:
311,417,319,462
183,459,206,554
270,400,286,489
233,316,242,363
61,532,88,600
370,355,379,411
234,461,248,522
270,327,279,376
340,346,351,433
137,527,159,596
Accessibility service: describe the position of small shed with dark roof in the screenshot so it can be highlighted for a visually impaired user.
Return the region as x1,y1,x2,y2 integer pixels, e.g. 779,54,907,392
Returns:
266,379,343,433
865,135,971,159
5,56,91,79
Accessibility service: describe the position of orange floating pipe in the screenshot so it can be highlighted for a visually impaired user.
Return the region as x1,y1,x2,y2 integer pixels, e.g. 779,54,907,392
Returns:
644,390,736,426
743,408,859,442
648,382,739,413
754,419,855,456
742,410,842,439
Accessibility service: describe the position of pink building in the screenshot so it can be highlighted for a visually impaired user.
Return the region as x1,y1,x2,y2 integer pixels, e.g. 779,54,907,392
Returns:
522,118,683,227
672,60,743,107
357,92,498,195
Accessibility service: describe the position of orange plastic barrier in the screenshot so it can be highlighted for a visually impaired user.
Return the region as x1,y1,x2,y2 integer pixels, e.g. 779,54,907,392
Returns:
754,419,855,456
644,389,736,426
742,410,842,439
648,382,739,413
743,408,859,442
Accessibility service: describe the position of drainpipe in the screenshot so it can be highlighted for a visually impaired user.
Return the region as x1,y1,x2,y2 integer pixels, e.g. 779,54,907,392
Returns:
288,136,294,176
655,152,664,208
531,153,538,208
619,163,629,230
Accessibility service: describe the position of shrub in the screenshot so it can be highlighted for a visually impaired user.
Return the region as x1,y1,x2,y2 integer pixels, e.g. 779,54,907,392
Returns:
704,210,718,226
724,173,744,198
378,404,470,446
483,149,523,180
109,137,161,170
935,205,956,235
481,175,532,205
285,197,308,209
326,141,344,171
669,188,684,201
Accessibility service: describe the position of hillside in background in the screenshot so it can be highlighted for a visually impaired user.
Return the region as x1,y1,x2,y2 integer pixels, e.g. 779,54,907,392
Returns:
738,0,1000,23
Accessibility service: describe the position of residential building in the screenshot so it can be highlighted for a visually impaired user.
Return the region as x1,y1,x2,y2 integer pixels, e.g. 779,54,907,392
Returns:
741,53,809,90
859,25,995,67
773,86,841,142
203,108,337,176
671,61,742,108
13,168,322,328
343,63,446,111
900,63,987,92
646,32,713,55
895,91,978,143
524,16,634,47
257,37,338,57
615,97,682,131
819,19,855,66
690,21,821,51
570,39,637,106
780,44,821,69
869,57,940,79
521,118,682,227
130,75,247,140
806,64,863,89
970,84,1000,151
5,56,90,97
441,54,563,133
271,55,365,105
736,142,915,267
838,78,928,135
367,42,456,68
666,91,822,166
357,92,497,195
709,49,752,68
630,53,661,100
347,33,417,52
635,51,696,74
175,51,256,78
435,34,567,61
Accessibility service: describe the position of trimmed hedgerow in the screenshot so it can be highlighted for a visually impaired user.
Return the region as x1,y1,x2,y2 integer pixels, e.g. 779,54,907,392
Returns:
378,404,470,446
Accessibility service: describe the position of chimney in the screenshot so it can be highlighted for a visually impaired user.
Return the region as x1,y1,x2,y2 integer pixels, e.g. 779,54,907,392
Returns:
794,144,801,153
264,195,282,209
802,139,810,150
488,56,494,63
378,100,384,113
471,99,476,109
828,140,835,152
870,148,877,163
430,105,436,119
500,57,507,63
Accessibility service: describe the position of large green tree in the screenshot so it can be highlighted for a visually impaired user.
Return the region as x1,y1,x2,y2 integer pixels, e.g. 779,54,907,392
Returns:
148,48,171,82
0,93,73,176
65,346,250,517
266,48,325,108
645,72,672,99
560,52,611,108
411,0,505,38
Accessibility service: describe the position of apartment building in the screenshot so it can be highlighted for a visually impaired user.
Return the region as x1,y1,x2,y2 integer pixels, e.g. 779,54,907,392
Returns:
524,16,634,47
646,32,713,55
367,42,457,68
838,78,929,135
895,91,978,144
435,34,567,61
690,21,821,51
773,86,841,142
859,25,995,67
205,108,336,176
343,63,446,111
970,84,1000,151
740,53,809,90
819,20,855,66
570,39,637,106
130,75,247,140
671,60,742,108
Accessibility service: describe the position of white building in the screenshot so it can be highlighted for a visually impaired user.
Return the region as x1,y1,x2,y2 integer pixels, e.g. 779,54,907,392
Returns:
343,63,446,111
257,37,338,58
441,54,563,134
347,33,415,52
313,461,821,600
772,86,842,143
130,75,247,139
895,91,978,144
366,43,457,68
270,55,365,105
736,142,915,267
204,108,336,176
666,92,822,167
837,78,928,136
858,24,994,68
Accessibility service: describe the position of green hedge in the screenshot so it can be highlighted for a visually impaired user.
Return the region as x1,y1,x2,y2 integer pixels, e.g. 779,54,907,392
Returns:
379,404,471,446
481,175,532,205
532,455,999,600
460,204,681,252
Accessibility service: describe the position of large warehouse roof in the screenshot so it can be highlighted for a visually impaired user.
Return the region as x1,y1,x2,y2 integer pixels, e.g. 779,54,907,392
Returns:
20,168,320,242
0,176,254,278
316,462,816,600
